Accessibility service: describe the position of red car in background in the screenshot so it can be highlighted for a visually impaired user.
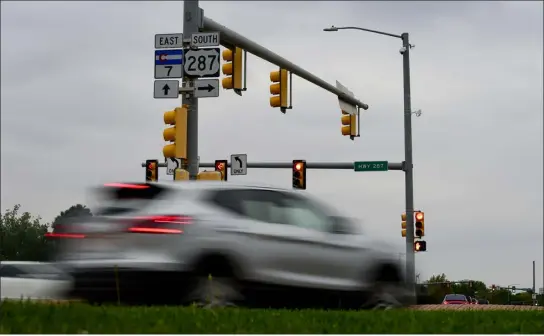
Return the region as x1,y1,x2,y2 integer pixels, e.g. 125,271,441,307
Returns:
442,294,470,304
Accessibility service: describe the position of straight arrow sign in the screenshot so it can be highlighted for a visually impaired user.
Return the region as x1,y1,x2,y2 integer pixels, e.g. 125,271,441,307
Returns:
154,80,179,99
194,78,219,98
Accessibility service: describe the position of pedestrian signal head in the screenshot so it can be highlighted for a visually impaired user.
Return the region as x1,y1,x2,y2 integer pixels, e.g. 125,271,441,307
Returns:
292,160,306,190
414,240,426,252
145,159,159,182
214,160,228,181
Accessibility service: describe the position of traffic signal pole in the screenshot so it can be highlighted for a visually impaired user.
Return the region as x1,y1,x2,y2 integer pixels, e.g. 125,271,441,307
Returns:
201,17,369,110
183,0,202,179
141,161,405,170
401,33,416,297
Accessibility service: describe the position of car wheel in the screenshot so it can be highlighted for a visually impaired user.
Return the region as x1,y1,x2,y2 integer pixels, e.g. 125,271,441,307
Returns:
364,282,404,310
184,274,243,308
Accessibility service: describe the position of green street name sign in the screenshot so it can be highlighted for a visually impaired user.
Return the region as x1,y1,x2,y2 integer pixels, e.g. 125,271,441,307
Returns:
353,161,389,172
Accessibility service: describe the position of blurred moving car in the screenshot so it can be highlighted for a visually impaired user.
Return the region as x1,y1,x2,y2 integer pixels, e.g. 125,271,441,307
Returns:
442,294,469,304
477,298,489,304
50,181,413,309
0,261,72,301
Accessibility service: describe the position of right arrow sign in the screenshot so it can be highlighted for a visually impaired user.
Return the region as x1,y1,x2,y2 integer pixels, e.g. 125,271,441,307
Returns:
194,78,220,98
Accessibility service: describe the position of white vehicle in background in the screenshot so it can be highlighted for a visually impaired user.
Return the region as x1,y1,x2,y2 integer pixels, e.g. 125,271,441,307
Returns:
0,261,72,301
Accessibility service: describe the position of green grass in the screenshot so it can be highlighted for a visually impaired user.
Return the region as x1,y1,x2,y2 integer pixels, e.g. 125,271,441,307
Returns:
1,301,543,334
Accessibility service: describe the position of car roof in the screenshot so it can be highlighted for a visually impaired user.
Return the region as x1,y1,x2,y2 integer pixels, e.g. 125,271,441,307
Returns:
1,261,49,266
126,181,303,193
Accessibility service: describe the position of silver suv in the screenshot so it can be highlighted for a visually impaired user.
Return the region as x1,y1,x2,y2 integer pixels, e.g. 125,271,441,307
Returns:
51,181,412,309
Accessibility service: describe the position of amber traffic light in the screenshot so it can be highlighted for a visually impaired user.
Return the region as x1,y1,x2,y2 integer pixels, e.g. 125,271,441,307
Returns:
270,68,289,111
145,159,158,182
415,211,425,237
214,160,228,181
341,110,357,137
163,105,188,159
401,212,407,237
222,47,243,91
414,240,427,252
292,160,306,190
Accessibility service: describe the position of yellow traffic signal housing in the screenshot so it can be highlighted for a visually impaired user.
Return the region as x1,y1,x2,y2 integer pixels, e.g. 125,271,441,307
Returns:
145,159,158,182
197,171,223,181
174,168,189,181
341,110,357,138
222,47,244,94
414,240,427,252
163,105,188,159
415,211,425,237
270,68,291,112
401,212,407,237
214,160,228,181
292,160,307,190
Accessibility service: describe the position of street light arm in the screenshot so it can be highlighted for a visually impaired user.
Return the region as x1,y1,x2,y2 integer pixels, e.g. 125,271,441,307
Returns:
324,25,402,39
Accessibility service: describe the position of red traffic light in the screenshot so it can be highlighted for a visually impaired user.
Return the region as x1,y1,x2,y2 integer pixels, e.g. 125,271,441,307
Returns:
415,212,424,221
294,162,303,171
214,160,228,181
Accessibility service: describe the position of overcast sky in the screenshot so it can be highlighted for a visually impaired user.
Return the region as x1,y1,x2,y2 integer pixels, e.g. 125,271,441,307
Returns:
1,1,542,289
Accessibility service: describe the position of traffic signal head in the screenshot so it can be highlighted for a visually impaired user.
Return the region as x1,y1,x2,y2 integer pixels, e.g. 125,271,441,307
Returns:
415,211,425,237
214,160,228,181
145,159,158,182
163,105,188,159
414,240,427,252
401,212,407,237
341,110,357,137
222,47,243,90
197,171,223,181
292,160,306,190
270,68,289,109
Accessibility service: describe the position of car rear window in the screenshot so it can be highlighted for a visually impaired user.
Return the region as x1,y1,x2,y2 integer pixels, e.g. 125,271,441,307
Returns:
93,183,171,216
445,294,466,301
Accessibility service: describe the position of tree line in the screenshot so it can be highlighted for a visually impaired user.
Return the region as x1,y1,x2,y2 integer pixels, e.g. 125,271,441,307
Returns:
418,273,541,305
0,204,541,305
0,204,92,262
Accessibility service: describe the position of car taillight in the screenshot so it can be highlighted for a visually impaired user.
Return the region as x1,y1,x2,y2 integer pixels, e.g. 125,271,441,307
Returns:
443,301,449,304
127,215,191,234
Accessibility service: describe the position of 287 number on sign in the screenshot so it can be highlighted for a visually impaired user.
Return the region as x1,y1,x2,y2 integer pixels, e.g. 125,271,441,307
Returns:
183,48,221,78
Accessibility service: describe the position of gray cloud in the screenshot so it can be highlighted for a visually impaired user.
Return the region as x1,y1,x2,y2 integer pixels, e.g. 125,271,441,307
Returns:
1,1,542,288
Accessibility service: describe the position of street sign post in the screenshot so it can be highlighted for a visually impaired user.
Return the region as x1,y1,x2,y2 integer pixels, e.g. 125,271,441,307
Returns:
336,81,357,115
183,48,221,78
230,154,247,176
353,161,389,172
155,49,184,79
155,33,184,49
166,158,181,175
194,78,219,98
191,32,220,48
154,80,179,99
